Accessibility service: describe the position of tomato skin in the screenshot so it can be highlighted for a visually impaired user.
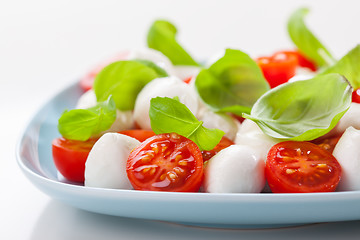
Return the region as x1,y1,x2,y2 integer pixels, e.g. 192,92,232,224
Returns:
352,88,360,103
118,129,156,142
201,136,234,162
52,137,98,182
266,141,342,193
277,50,317,72
257,52,298,88
126,133,204,192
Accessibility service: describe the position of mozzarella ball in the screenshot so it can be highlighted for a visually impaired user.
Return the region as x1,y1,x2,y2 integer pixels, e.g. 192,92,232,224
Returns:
133,76,199,130
85,133,140,189
127,48,176,75
199,110,238,141
204,145,265,193
332,127,360,191
76,89,134,132
235,119,279,162
326,103,360,137
172,65,201,81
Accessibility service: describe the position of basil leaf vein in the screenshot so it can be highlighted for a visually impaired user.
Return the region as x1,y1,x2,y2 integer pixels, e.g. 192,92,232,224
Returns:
149,97,224,150
243,73,352,141
195,49,269,115
58,96,117,141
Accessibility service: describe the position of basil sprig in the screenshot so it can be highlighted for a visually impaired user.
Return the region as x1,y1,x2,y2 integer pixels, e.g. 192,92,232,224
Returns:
195,49,269,115
58,96,116,141
243,74,352,141
287,7,335,68
149,97,224,151
147,20,199,66
94,60,166,111
320,45,360,89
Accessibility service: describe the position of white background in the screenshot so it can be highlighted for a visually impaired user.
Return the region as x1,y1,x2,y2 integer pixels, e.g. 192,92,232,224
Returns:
2,0,360,239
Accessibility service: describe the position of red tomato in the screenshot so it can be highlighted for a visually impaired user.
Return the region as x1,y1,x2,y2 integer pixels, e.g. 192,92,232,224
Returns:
266,141,342,193
126,133,204,192
52,137,98,182
257,52,298,88
311,135,342,153
183,76,193,84
277,50,317,72
201,136,234,162
352,88,360,103
79,51,130,91
119,129,156,142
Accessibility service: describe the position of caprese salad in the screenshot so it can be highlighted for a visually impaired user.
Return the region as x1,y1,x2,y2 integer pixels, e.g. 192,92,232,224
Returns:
52,7,360,194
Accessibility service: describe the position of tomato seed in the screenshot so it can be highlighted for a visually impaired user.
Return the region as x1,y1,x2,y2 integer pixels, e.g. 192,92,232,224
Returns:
178,160,188,166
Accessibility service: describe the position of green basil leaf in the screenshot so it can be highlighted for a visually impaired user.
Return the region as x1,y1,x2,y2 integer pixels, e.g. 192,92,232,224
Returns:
149,97,224,151
58,96,116,141
147,20,199,66
133,59,168,78
243,74,352,141
320,45,360,88
287,7,335,68
195,49,269,115
93,60,161,111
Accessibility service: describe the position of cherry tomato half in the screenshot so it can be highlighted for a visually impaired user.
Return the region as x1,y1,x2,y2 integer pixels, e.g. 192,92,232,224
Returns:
52,137,98,182
257,52,298,88
126,133,204,192
352,88,360,103
118,129,156,142
266,141,342,193
311,135,342,153
201,136,234,162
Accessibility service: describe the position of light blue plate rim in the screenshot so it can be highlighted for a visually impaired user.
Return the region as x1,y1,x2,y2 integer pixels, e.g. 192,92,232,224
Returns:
15,80,360,229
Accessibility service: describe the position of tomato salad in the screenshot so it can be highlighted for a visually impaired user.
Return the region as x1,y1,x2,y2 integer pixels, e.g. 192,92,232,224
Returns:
52,8,360,194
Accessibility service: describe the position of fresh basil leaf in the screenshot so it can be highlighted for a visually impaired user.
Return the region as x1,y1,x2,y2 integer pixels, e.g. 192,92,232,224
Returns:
320,45,360,88
287,7,335,68
243,74,352,141
195,49,269,115
133,59,168,78
93,60,161,111
149,97,224,151
58,96,116,141
147,20,199,66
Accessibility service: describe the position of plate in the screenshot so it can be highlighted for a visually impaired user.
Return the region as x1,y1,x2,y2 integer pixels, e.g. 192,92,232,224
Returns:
16,81,360,229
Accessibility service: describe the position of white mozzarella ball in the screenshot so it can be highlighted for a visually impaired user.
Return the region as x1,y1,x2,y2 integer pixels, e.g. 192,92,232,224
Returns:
234,119,279,162
200,110,238,141
76,89,97,109
85,133,140,189
204,145,265,193
327,103,360,137
172,65,201,80
127,48,176,76
76,89,134,132
133,76,199,130
332,127,360,191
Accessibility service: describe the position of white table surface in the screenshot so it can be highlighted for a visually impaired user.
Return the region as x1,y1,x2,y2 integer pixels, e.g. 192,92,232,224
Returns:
2,0,360,239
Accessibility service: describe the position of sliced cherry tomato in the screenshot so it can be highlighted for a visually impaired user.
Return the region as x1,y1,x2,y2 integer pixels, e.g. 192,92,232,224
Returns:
52,137,98,182
119,129,156,142
257,52,298,88
352,88,360,103
266,141,342,193
201,136,234,162
311,135,342,153
126,133,203,192
277,50,317,72
79,51,130,91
